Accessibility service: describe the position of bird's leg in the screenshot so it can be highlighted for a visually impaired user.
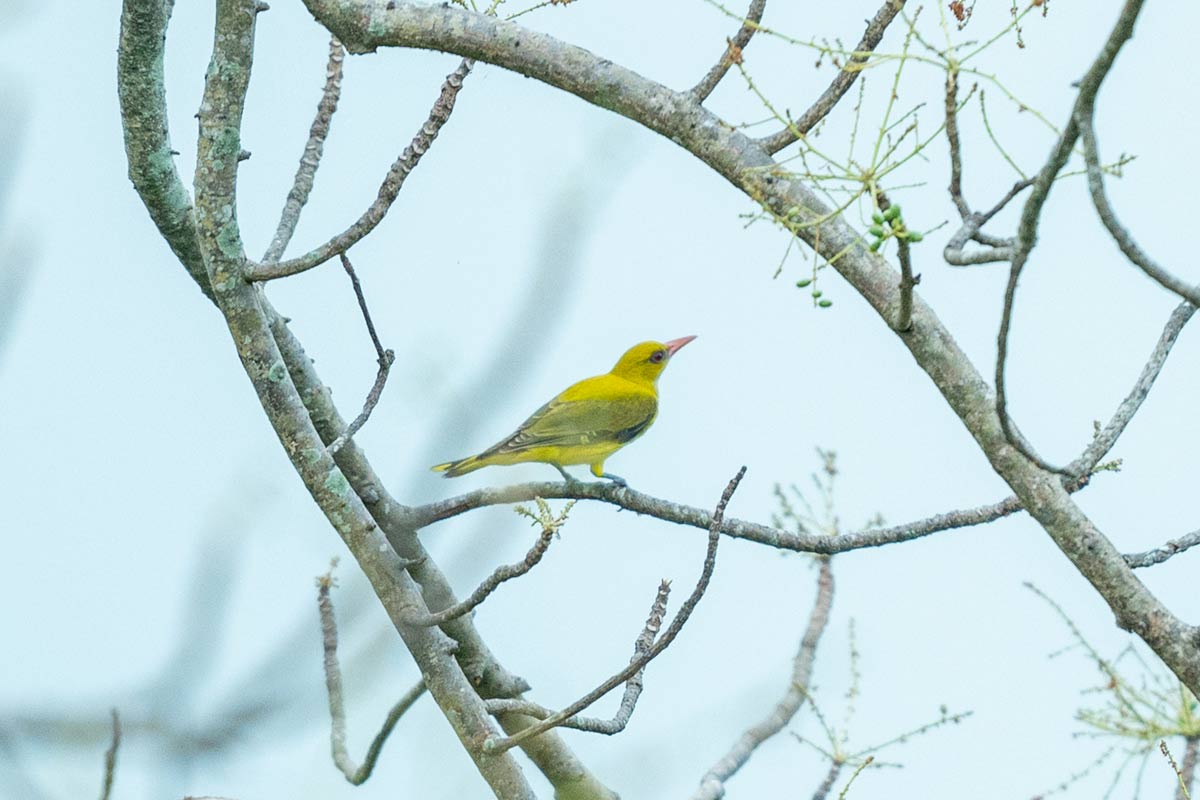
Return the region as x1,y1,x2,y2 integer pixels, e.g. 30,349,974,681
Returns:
552,464,579,483
598,472,628,487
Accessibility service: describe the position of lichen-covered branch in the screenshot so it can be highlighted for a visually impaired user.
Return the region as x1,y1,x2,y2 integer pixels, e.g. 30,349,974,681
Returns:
689,0,767,102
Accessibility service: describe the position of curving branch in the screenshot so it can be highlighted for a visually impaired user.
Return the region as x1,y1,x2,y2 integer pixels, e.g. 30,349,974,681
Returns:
994,0,1147,475
693,558,834,800
759,0,905,155
99,709,120,800
299,0,1200,702
263,35,346,264
689,0,767,103
247,57,473,281
317,571,427,784
484,468,746,755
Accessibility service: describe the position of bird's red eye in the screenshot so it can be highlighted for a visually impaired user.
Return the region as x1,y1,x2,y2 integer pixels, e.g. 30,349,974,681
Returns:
649,350,666,363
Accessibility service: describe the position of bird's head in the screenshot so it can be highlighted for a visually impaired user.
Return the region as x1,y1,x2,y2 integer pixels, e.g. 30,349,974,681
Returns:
610,336,696,384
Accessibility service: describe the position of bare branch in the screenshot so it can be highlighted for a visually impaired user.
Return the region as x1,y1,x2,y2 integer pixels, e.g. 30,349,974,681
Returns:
1179,736,1199,800
326,254,395,456
484,467,746,754
405,514,559,627
262,36,345,263
689,0,766,102
410,474,1091,555
98,709,120,800
995,0,1147,474
247,58,473,281
317,570,427,785
942,178,1032,266
485,580,671,734
1124,529,1200,570
810,760,844,800
1078,114,1200,306
1066,300,1196,476
693,558,834,800
943,67,969,219
759,0,905,155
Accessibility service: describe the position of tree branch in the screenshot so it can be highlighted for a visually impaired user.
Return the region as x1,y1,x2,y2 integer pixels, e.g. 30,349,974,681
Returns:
317,570,427,784
689,0,766,103
98,709,120,800
299,0,1200,701
1123,529,1200,570
326,253,395,456
693,558,834,800
409,474,1091,554
484,468,746,755
994,0,1147,475
262,35,345,264
484,580,671,734
247,57,473,280
759,0,905,155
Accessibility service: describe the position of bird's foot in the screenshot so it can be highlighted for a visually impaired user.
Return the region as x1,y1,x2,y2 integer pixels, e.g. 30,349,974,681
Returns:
598,472,628,488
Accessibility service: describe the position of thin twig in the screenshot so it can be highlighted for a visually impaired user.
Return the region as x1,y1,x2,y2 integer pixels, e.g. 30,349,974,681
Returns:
1163,740,1193,800
483,467,747,754
405,524,557,627
1077,113,1200,306
317,567,428,785
1179,736,1199,800
942,178,1033,266
1124,530,1200,570
760,0,905,155
327,253,395,456
693,558,835,800
410,470,1093,555
994,0,1147,474
248,58,474,280
485,581,672,734
98,709,120,800
1066,300,1196,476
943,67,969,218
262,36,345,264
689,0,767,102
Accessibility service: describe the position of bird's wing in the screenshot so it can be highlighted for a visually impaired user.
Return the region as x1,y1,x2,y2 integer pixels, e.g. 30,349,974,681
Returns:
484,382,657,456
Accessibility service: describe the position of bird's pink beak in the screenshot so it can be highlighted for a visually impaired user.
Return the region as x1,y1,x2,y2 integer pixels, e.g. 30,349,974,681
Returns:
664,335,697,357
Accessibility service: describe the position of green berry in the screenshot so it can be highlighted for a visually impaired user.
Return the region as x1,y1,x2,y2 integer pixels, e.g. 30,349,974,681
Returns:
868,225,885,238
906,230,924,242
818,299,833,308
795,278,813,288
868,239,883,252
883,205,901,221
872,212,885,224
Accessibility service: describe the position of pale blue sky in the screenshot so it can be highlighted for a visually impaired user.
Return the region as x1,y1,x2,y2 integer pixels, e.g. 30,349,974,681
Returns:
1,1,1197,798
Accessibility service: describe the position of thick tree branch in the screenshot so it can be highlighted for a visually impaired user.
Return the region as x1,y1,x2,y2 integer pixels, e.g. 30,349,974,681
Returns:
693,558,834,800
759,0,905,155
247,57,473,280
263,35,346,264
689,0,766,103
301,0,1200,700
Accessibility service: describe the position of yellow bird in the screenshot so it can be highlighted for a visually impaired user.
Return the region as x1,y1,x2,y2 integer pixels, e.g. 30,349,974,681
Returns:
432,336,696,485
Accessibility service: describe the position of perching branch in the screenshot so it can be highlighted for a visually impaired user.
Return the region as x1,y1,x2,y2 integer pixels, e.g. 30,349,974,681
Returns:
409,473,1092,554
483,467,746,755
317,569,427,784
485,580,671,734
689,0,767,102
326,253,395,456
247,58,473,281
693,557,834,800
262,35,346,264
759,0,905,155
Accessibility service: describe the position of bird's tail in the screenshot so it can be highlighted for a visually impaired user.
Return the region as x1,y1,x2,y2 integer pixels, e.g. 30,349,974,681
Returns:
431,454,487,478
